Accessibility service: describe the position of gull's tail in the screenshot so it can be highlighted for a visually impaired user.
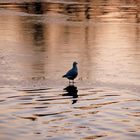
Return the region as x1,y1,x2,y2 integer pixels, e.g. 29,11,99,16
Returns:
62,74,67,78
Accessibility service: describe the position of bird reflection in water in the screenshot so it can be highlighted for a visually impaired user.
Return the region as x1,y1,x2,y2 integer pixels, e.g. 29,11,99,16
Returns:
63,85,78,104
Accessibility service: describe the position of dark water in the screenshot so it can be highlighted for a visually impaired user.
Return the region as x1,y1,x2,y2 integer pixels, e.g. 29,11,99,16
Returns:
0,0,140,140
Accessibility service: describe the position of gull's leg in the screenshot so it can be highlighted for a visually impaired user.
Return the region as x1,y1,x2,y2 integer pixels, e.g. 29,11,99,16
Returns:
72,80,74,85
69,80,73,85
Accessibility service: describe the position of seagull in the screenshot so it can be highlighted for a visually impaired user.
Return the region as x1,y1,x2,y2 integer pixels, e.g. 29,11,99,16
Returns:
62,62,78,84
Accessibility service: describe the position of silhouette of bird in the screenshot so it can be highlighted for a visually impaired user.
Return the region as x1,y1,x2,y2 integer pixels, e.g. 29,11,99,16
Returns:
63,85,78,104
62,62,78,84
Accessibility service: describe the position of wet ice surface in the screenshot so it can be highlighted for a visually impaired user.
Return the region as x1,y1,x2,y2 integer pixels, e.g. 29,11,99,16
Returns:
0,0,140,140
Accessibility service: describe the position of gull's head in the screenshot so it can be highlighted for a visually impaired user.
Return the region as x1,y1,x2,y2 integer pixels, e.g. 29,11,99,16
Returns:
73,61,78,66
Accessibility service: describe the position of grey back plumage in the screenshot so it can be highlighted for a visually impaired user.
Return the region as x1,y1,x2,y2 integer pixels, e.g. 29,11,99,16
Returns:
63,62,78,80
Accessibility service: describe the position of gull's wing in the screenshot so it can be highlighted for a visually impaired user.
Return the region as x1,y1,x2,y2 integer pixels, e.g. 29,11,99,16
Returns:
65,68,77,78
63,68,75,77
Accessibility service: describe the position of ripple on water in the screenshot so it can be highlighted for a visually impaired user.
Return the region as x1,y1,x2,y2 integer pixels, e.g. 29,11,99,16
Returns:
0,86,140,140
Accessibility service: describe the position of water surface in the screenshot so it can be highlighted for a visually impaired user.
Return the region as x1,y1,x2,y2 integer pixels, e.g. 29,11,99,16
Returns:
0,0,140,140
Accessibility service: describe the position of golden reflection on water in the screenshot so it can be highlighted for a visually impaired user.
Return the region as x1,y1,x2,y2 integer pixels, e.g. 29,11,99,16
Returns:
0,14,139,87
0,1,140,88
0,1,140,140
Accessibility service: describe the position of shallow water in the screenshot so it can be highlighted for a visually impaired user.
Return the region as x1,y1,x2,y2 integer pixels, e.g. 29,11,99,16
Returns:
0,0,140,140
